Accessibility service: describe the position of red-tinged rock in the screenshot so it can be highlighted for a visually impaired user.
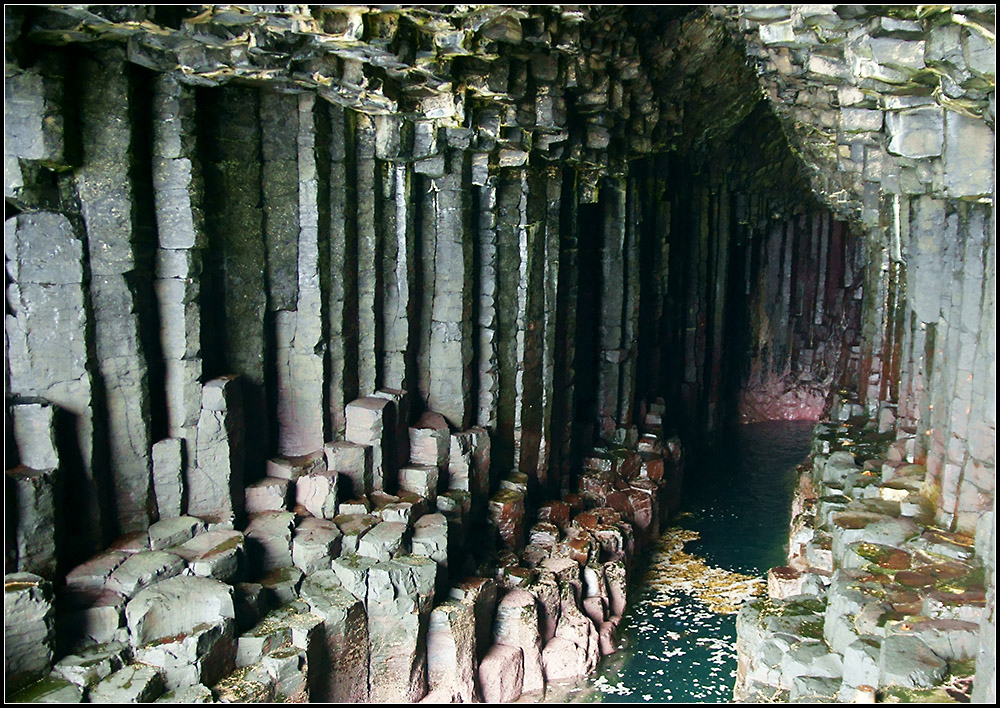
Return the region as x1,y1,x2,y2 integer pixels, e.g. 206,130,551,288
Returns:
639,454,664,483
617,451,641,479
493,589,544,693
478,643,524,703
488,489,526,553
537,501,571,530
573,512,599,531
767,565,804,600
562,493,585,513
598,619,618,655
579,470,613,505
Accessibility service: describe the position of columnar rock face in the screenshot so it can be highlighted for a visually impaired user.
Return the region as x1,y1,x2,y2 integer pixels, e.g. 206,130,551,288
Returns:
4,3,995,705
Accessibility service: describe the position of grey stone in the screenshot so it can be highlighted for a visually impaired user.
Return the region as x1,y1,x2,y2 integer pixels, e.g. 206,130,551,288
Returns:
133,618,235,691
427,599,478,702
324,440,373,498
155,683,214,703
781,640,844,687
245,477,291,515
10,401,59,470
886,107,944,158
9,674,85,703
398,464,439,503
4,573,54,692
357,521,410,562
148,515,204,551
125,575,234,647
6,465,57,577
89,663,164,703
106,552,187,598
878,634,947,688
245,511,296,572
190,377,244,523
171,529,244,581
345,396,395,491
943,110,994,197
295,470,339,520
152,439,185,519
292,518,342,575
789,674,840,702
299,571,369,702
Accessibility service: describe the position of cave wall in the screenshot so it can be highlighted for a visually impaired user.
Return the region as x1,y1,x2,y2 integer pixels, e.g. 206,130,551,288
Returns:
4,4,996,695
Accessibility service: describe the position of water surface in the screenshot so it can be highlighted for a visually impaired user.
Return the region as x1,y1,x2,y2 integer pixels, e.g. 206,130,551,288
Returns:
547,421,813,703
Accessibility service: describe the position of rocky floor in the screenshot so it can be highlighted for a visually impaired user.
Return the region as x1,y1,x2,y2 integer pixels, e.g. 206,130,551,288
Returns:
734,397,989,703
5,394,682,704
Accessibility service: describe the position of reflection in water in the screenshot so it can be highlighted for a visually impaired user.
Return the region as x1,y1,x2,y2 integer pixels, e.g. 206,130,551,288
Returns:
546,421,813,704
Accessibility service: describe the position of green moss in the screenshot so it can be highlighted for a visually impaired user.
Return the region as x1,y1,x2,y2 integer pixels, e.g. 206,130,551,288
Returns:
9,676,74,703
937,566,985,594
881,685,958,703
948,657,977,679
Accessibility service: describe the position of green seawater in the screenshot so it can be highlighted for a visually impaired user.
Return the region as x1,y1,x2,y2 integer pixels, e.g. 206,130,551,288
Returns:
547,420,814,704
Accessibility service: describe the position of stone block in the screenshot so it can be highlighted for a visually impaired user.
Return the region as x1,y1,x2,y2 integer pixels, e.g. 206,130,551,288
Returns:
213,663,275,703
10,400,59,470
259,566,304,606
244,511,296,573
155,683,214,703
59,589,127,647
409,411,450,471
427,599,478,702
292,517,341,575
89,663,164,703
125,575,235,648
335,513,379,555
151,439,185,519
324,440,372,498
245,477,291,515
878,634,947,688
345,396,395,492
299,571,369,702
148,515,204,551
134,618,236,691
478,643,524,703
106,551,187,598
265,451,326,481
4,573,54,692
886,107,944,158
357,521,409,563
398,464,439,503
6,465,57,577
489,488,526,553
295,470,339,520
494,588,545,693
171,530,244,582
190,376,244,522
943,110,994,197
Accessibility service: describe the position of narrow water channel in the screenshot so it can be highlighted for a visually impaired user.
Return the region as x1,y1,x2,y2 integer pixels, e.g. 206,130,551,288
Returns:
546,420,814,703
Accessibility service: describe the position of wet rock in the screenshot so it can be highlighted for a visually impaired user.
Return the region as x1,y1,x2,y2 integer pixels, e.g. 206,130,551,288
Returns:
494,589,545,693
478,642,524,703
5,573,55,692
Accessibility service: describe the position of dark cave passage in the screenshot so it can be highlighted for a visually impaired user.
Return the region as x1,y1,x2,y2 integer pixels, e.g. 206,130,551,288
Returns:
5,4,994,705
